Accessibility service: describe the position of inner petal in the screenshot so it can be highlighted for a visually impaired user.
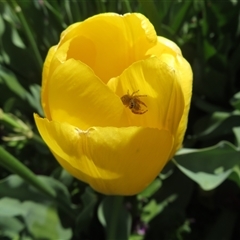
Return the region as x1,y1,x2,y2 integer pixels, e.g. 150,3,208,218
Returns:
57,13,157,83
47,58,127,130
107,57,185,133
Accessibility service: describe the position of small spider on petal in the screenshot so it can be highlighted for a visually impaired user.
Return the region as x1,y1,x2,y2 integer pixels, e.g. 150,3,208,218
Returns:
121,90,148,114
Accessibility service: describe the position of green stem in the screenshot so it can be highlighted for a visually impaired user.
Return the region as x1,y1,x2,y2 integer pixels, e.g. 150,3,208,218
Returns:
123,0,132,12
107,196,124,240
0,146,55,197
0,146,75,220
0,110,46,147
10,0,43,70
0,110,21,130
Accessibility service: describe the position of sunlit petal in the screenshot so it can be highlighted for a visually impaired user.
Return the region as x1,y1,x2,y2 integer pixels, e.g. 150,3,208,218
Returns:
107,57,185,133
47,59,127,129
34,114,174,195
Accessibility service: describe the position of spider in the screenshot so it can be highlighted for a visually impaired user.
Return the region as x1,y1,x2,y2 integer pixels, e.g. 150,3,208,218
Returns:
121,90,148,114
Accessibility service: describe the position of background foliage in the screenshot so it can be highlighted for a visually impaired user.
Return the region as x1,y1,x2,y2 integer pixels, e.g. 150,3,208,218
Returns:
0,0,240,239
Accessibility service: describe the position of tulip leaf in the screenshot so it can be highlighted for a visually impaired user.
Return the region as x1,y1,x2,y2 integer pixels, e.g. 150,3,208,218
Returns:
11,27,26,49
0,197,25,217
0,67,27,100
138,0,162,34
231,91,240,110
76,187,98,231
203,39,217,60
0,196,72,240
98,196,131,240
0,174,76,219
138,178,162,200
0,146,56,198
141,195,177,223
22,201,72,240
193,112,240,141
0,216,24,239
174,141,240,190
25,84,43,116
170,0,192,34
233,127,240,147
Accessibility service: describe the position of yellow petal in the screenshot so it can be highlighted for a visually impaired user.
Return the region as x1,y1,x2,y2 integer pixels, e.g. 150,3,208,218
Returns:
46,59,127,130
107,57,185,134
55,13,157,82
42,46,57,118
159,54,193,156
146,36,182,57
34,114,174,195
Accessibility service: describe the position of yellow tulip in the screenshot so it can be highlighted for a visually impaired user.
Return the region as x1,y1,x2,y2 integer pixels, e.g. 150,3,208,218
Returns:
34,13,192,195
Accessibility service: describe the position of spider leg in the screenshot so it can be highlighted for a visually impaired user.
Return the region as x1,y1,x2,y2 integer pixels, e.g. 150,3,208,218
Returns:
136,99,147,107
131,109,148,114
131,90,139,96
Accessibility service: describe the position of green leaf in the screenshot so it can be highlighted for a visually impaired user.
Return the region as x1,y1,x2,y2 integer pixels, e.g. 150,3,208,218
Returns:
0,216,24,239
25,84,43,115
0,14,5,36
0,197,25,217
11,27,26,49
174,141,240,190
203,39,217,60
138,178,162,200
76,187,98,231
233,127,240,147
0,146,56,198
141,195,177,223
22,201,72,240
138,0,162,34
0,66,27,99
170,0,192,34
0,174,76,219
231,91,240,110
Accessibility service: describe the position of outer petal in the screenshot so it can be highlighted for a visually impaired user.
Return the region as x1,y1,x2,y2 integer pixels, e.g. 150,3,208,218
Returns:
42,46,57,118
147,37,193,155
146,36,182,57
159,54,192,156
54,13,157,82
46,59,127,130
107,57,185,134
34,114,173,195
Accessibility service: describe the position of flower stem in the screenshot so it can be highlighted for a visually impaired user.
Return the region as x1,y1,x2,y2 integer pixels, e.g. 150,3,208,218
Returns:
107,196,124,240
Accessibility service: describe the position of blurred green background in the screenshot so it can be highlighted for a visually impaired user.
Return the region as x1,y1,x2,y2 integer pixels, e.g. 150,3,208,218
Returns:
0,0,240,239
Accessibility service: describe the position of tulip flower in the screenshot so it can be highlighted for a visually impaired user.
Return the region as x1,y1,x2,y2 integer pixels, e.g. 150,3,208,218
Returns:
34,13,192,195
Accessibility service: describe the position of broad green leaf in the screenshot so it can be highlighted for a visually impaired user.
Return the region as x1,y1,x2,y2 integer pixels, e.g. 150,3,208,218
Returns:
76,187,98,231
138,178,162,200
0,197,25,217
0,174,76,219
11,27,26,49
141,195,177,223
174,141,240,190
0,216,24,239
193,112,240,141
22,201,72,240
0,67,27,99
0,147,56,198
